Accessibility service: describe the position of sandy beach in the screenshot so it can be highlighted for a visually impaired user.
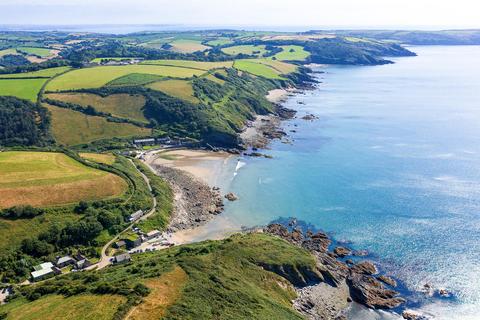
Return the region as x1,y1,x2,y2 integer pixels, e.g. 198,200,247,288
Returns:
145,149,232,187
266,88,289,103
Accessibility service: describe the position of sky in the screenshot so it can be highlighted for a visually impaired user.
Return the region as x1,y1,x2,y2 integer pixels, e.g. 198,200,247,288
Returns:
1,0,480,29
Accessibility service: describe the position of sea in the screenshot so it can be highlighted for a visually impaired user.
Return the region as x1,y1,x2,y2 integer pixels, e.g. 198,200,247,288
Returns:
205,45,480,319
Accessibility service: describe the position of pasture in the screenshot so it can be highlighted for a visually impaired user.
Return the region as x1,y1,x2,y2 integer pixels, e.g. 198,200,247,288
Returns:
147,79,199,103
272,45,310,61
233,60,285,79
206,38,234,46
141,59,233,70
0,48,19,57
168,39,210,53
222,45,268,57
45,104,151,145
253,59,297,74
16,47,53,58
107,73,164,86
46,65,206,91
0,66,71,79
0,151,128,208
45,92,148,123
0,78,46,101
0,294,126,320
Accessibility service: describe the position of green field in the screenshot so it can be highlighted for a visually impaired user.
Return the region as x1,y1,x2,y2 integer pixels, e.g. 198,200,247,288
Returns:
0,66,71,79
222,45,268,56
272,45,310,61
0,48,19,57
233,60,285,79
0,294,126,320
16,47,53,58
141,59,233,70
45,104,151,145
206,38,234,46
107,73,164,86
168,39,210,53
0,151,128,208
146,79,199,103
46,92,149,123
0,78,47,101
46,65,206,91
252,58,297,74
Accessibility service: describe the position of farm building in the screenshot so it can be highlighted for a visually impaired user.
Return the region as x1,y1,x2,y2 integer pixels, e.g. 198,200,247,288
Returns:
31,262,61,282
113,240,126,248
144,229,161,241
133,138,156,146
129,210,144,222
124,235,142,249
113,253,131,264
55,256,75,268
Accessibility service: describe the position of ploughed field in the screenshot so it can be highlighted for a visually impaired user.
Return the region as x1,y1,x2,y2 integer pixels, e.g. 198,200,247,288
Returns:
0,151,127,208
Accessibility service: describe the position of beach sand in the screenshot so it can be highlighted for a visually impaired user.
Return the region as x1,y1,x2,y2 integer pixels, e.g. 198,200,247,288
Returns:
266,88,289,103
145,149,232,187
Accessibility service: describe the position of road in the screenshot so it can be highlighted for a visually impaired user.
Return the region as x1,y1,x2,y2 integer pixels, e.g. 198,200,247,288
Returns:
88,159,157,270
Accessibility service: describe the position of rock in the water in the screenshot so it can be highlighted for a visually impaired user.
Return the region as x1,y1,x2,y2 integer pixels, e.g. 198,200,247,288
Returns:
402,310,429,320
334,246,351,257
377,275,397,287
348,273,405,309
224,192,238,201
351,261,377,275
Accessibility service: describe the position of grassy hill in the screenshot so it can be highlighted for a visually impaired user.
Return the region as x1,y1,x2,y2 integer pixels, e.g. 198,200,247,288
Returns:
1,233,314,320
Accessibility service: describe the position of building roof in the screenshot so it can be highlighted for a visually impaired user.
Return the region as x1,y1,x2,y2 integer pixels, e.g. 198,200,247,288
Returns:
56,256,74,265
146,230,161,237
114,253,131,263
31,268,53,279
34,262,54,271
134,138,155,143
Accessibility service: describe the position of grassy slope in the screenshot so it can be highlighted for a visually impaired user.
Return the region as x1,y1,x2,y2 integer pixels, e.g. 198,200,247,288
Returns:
0,78,47,101
79,153,116,165
45,104,151,146
222,45,268,56
0,67,71,79
0,151,127,208
146,79,199,104
45,93,149,123
0,48,19,57
3,233,313,319
1,294,126,320
0,209,80,253
16,47,52,58
272,45,310,61
134,160,173,232
141,59,233,70
46,65,206,91
233,60,285,79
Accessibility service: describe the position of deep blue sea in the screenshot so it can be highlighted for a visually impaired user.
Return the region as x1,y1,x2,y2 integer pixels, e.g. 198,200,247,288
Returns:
211,46,480,319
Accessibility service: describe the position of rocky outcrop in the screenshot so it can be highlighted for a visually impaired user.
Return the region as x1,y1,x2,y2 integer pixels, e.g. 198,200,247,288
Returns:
350,261,377,275
333,246,351,257
151,165,224,232
263,223,405,318
347,273,405,309
377,275,397,287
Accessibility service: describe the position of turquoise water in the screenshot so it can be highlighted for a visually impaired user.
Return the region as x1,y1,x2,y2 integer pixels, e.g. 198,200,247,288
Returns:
221,46,480,319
